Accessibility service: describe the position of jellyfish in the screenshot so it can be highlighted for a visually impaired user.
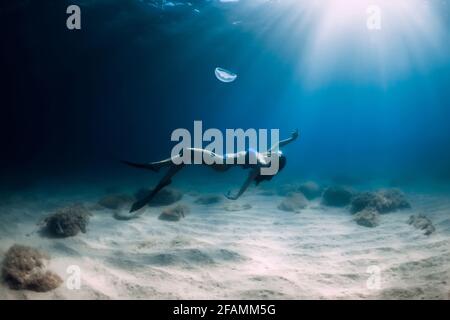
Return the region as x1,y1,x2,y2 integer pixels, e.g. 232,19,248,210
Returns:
215,67,237,83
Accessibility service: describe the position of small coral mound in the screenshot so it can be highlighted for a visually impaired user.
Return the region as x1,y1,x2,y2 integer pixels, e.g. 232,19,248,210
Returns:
2,245,62,292
350,189,410,214
376,189,411,213
278,192,308,213
322,186,353,207
98,193,134,210
408,214,435,235
350,192,378,213
158,204,189,222
195,194,222,205
354,208,380,228
297,181,322,200
40,204,92,237
135,188,182,206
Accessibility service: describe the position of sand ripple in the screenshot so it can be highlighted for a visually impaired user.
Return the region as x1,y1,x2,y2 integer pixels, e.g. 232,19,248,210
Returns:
0,191,449,299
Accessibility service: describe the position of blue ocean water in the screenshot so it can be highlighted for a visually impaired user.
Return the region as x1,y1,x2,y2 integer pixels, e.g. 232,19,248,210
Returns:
1,0,449,193
2,1,450,301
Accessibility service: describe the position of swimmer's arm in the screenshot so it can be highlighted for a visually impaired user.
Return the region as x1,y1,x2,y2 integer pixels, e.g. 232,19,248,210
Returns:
269,129,299,152
225,169,259,200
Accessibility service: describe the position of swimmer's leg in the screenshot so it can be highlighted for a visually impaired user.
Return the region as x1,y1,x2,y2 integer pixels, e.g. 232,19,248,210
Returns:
130,163,184,213
123,148,208,172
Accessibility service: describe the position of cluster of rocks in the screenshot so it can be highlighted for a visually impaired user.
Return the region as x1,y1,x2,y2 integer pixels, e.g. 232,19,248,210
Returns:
309,184,413,228
277,181,322,200
349,189,411,228
2,245,62,292
277,182,429,233
350,189,411,214
277,183,355,213
39,204,92,238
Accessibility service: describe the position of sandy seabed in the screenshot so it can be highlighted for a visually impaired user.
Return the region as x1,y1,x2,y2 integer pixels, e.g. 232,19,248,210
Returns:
0,186,449,300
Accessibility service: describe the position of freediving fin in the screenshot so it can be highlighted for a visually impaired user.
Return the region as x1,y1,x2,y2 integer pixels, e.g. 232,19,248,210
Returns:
130,196,151,213
129,179,173,213
121,160,162,172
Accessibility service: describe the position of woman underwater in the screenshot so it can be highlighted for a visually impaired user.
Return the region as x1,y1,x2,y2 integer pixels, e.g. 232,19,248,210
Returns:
123,129,299,213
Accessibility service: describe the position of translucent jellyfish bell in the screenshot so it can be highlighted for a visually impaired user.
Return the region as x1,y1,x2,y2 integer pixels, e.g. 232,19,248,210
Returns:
214,67,237,83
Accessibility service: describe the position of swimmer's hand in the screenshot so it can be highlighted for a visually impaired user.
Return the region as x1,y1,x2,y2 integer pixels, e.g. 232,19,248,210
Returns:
225,191,239,200
291,129,299,140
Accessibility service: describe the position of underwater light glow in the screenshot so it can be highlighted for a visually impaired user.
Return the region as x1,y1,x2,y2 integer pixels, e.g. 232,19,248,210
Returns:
281,0,448,87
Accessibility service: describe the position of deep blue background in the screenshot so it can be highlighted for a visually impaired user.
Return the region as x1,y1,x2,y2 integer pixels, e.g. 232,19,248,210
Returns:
1,0,449,191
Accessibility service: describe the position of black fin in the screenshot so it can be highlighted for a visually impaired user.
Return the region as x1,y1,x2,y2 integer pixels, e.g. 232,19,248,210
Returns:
129,179,173,213
130,196,151,213
121,160,161,172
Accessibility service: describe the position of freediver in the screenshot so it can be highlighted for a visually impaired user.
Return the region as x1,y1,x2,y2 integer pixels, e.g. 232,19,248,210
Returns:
123,129,299,213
